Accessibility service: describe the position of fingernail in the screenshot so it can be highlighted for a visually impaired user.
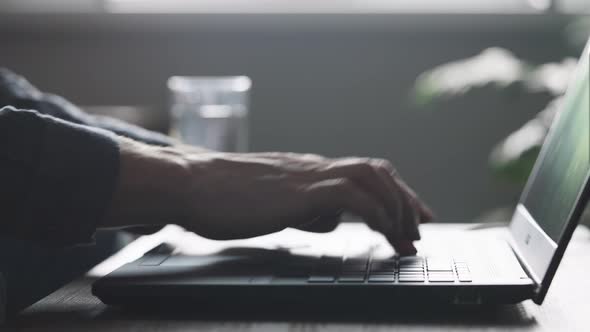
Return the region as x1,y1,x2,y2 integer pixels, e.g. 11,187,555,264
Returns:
425,204,434,214
422,205,435,221
411,226,421,241
393,241,417,256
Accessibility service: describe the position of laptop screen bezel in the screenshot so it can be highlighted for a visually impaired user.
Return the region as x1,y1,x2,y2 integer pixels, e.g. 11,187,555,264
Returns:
508,42,590,304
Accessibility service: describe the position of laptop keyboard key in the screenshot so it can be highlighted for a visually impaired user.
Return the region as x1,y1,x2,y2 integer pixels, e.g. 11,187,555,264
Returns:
427,258,453,271
399,277,425,282
399,267,424,273
305,256,470,284
368,274,395,283
343,258,368,266
428,278,455,282
338,275,365,283
370,260,396,272
308,276,336,283
399,270,424,274
428,274,455,282
458,276,472,282
342,261,368,272
399,257,424,263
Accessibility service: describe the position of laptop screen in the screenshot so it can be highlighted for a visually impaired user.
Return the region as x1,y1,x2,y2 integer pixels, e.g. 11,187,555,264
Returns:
510,40,589,295
520,46,589,244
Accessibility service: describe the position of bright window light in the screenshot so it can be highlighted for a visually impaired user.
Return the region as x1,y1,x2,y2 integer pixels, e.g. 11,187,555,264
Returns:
105,0,542,14
3,0,583,14
557,0,590,13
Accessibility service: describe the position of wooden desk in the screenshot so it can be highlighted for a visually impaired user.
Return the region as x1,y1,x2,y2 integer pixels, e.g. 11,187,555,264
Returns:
6,224,590,332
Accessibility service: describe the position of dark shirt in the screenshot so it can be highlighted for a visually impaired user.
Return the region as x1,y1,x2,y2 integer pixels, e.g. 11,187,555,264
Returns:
0,68,173,247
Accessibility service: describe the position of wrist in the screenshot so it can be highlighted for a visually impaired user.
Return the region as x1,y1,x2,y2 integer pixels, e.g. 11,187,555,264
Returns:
102,137,191,228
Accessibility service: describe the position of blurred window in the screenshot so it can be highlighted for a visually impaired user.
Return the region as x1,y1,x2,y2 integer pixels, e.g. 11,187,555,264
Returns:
0,0,588,14
556,0,590,13
105,0,543,14
0,0,102,12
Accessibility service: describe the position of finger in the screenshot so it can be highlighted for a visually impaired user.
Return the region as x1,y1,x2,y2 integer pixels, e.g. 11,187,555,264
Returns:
246,152,327,165
374,160,434,224
389,239,418,256
328,158,417,240
312,159,404,238
371,163,420,241
303,178,392,235
392,174,434,223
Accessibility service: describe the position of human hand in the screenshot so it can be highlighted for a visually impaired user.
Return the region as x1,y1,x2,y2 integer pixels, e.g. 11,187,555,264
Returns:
104,139,433,255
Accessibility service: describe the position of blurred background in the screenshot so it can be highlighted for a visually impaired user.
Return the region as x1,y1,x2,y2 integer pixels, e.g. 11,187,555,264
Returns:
1,0,589,222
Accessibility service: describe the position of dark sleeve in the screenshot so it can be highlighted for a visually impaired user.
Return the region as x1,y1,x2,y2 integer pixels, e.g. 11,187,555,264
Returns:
0,68,174,147
0,106,120,247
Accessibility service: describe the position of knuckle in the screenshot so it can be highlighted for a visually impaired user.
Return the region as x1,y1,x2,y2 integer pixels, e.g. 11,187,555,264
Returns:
296,182,314,196
400,181,419,200
353,159,377,178
332,177,353,190
303,153,325,161
373,158,396,173
309,178,354,198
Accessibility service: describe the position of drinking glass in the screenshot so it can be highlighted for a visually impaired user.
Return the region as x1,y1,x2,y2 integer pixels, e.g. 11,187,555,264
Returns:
168,76,251,152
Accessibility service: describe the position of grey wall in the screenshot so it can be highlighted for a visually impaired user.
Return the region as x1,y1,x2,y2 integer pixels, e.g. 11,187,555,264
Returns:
0,13,577,221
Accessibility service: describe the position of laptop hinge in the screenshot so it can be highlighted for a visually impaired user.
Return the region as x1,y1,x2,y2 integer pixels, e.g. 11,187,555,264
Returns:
507,233,542,289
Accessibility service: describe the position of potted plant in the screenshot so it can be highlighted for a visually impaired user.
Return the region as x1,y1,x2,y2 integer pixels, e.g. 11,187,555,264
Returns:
412,18,590,225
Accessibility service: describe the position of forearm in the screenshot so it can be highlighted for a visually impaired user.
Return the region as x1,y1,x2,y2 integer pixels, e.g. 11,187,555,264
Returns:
101,137,190,229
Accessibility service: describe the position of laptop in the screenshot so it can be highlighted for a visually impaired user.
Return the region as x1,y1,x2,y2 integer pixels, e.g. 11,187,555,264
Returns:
93,39,590,308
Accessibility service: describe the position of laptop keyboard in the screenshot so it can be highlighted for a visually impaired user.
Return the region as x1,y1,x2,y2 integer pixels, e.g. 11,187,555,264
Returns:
308,256,472,284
